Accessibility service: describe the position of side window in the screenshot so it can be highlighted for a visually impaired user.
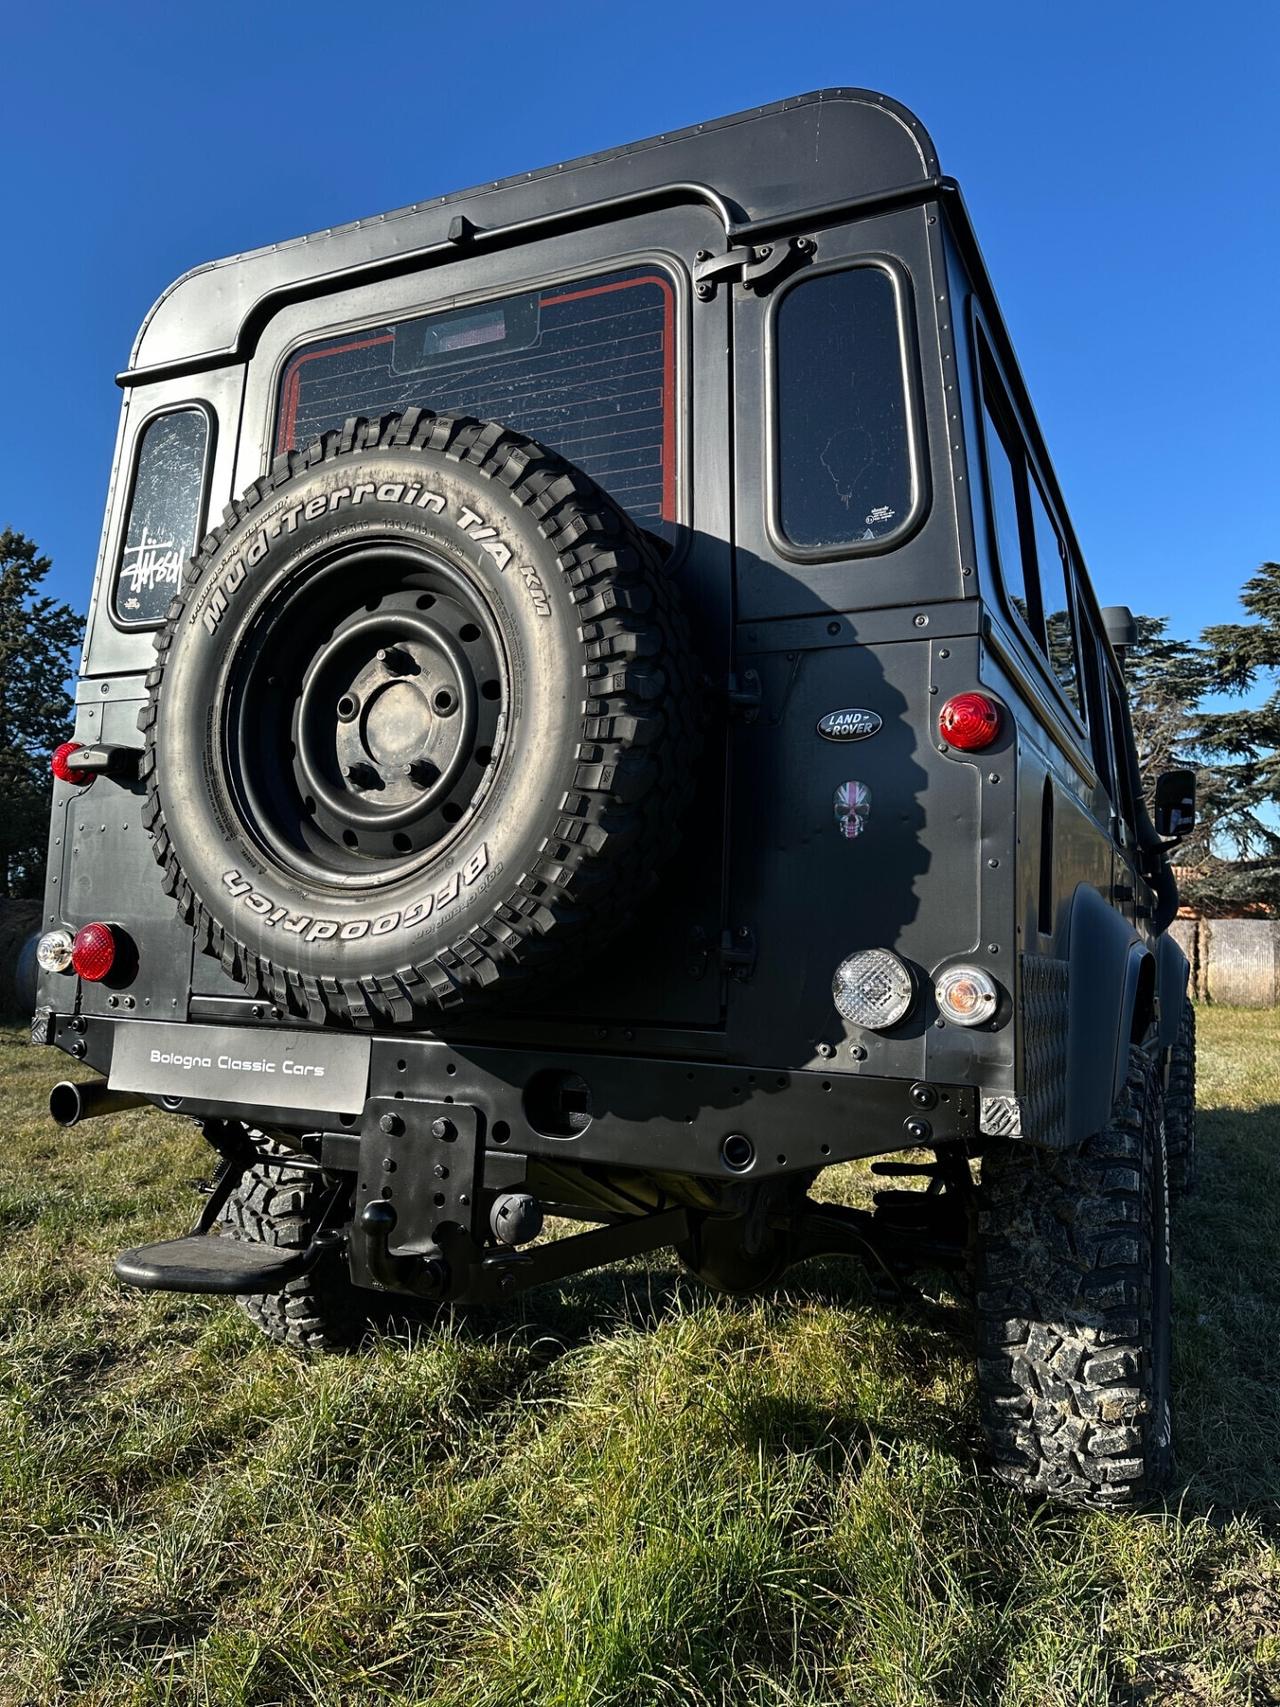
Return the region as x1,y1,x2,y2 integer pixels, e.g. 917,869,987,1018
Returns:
276,266,677,542
980,387,1039,639
113,408,210,627
978,341,1088,727
1106,675,1140,843
773,266,915,552
1077,603,1116,792
1027,477,1083,719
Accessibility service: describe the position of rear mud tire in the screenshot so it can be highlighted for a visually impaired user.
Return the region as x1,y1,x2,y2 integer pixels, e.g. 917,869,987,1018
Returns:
975,1048,1173,1509
1164,997,1197,1198
220,1140,364,1353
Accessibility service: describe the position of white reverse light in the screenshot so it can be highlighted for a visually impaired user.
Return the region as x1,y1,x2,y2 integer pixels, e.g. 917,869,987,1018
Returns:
833,948,915,1030
36,929,75,974
935,965,999,1027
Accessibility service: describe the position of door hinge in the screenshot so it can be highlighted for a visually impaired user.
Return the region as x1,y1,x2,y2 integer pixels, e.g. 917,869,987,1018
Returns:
693,235,816,301
719,926,757,982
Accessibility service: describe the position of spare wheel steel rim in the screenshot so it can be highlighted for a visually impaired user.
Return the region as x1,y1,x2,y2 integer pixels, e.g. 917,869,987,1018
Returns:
221,540,508,891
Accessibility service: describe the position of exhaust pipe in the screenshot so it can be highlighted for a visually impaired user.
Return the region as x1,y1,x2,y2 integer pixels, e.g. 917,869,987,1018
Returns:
49,1079,150,1128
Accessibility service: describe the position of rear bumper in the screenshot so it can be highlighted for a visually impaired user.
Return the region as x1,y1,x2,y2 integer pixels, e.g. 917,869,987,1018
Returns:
40,1012,976,1179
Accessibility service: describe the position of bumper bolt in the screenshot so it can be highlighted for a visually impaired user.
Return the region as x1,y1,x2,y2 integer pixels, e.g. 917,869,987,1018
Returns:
910,1083,939,1110
379,1112,404,1137
903,1116,933,1143
430,1117,456,1141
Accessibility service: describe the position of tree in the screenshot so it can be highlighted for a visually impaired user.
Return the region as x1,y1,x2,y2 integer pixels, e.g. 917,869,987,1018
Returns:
1189,561,1280,914
1119,608,1280,916
1123,614,1213,789
0,531,82,898
1119,616,1222,908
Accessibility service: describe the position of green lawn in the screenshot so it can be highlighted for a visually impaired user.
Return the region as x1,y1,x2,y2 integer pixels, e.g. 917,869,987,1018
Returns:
0,1009,1277,1706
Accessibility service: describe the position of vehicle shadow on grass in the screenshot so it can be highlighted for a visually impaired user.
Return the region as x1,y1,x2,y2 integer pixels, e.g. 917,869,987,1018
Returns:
368,1100,1280,1523
372,1245,979,1472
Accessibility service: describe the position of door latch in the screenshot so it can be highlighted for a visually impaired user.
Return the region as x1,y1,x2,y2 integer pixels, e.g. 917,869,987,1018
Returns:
727,669,762,722
719,927,757,982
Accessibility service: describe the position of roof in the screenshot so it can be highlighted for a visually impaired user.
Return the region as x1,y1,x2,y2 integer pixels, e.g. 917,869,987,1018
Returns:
124,89,939,382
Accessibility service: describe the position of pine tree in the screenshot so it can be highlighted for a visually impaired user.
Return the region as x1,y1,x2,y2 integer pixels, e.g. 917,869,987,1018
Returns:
1191,561,1280,914
1124,615,1213,788
0,531,82,897
1120,617,1217,906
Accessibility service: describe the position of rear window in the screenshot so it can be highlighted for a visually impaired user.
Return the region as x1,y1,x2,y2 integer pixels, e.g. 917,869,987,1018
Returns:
275,266,676,538
113,408,209,627
773,266,914,552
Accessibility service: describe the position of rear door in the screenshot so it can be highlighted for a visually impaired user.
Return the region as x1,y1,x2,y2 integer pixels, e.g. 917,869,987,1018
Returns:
235,207,732,1030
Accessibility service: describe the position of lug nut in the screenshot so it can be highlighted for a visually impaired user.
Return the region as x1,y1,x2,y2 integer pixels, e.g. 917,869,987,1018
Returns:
342,762,380,789
403,760,436,786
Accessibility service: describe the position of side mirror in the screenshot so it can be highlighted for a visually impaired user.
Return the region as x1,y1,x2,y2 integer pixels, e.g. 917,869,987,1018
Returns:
1153,768,1196,840
1101,605,1137,671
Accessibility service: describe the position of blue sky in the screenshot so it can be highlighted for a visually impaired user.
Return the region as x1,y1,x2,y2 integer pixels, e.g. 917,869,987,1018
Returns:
3,0,1276,650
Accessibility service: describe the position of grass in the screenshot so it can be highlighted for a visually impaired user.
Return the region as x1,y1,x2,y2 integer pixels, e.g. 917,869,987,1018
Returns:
0,1009,1277,1705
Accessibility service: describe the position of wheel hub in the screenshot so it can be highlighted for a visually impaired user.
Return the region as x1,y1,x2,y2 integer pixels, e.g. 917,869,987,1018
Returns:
228,544,506,886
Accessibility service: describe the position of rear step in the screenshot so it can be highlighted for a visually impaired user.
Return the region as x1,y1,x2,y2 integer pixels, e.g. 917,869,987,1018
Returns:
114,1234,327,1295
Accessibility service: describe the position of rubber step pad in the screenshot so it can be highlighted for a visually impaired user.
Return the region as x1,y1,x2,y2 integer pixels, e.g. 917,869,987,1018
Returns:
114,1234,318,1295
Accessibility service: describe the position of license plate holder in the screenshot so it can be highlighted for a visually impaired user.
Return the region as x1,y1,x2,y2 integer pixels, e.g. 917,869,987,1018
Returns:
109,1020,371,1116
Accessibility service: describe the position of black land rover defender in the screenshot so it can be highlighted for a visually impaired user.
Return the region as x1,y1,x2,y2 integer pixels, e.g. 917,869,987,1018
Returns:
35,90,1199,1510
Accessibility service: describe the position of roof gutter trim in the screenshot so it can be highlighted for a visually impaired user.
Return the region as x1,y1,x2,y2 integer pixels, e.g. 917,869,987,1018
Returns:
116,176,960,390
117,179,738,388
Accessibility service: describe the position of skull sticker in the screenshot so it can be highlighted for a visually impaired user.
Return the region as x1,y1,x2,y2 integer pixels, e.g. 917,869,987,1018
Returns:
834,780,871,839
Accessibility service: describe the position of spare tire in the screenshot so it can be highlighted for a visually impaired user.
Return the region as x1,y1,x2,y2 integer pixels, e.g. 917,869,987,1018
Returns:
140,410,697,1026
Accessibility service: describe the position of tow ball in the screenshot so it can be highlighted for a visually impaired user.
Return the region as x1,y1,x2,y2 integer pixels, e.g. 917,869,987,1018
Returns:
357,1198,450,1297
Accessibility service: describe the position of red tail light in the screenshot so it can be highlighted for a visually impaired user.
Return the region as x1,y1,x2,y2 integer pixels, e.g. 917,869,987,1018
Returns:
939,692,1001,752
71,922,116,982
52,742,92,785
